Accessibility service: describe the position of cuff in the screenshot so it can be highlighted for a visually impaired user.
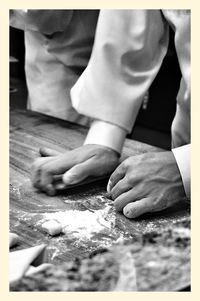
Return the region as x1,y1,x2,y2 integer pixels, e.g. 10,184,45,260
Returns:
172,144,190,198
71,67,87,110
84,120,127,154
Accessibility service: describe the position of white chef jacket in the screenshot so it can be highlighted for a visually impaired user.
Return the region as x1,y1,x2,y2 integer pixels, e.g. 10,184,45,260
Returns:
71,10,191,198
10,10,99,125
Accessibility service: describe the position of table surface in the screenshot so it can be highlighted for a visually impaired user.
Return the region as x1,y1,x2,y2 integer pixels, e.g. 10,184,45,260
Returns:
9,108,190,290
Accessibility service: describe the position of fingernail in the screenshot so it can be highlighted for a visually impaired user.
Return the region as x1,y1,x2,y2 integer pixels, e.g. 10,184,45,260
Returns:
107,180,112,193
55,182,67,190
124,211,132,218
124,210,130,216
123,207,132,218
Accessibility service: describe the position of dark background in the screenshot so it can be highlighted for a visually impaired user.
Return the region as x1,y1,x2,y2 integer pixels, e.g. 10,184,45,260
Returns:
10,27,181,150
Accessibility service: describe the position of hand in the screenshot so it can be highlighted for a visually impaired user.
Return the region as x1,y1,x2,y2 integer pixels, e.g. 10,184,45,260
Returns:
107,151,186,219
31,144,119,195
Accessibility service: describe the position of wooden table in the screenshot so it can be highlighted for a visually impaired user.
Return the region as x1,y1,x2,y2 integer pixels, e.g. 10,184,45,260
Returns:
9,108,190,290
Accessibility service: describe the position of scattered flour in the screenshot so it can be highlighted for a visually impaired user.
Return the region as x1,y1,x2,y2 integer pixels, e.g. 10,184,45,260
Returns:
40,206,116,240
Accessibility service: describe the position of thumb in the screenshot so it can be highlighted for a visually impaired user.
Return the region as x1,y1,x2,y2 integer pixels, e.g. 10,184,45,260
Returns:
62,158,94,185
39,147,62,157
123,197,154,219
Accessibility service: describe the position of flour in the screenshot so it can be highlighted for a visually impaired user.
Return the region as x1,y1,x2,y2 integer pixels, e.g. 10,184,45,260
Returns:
19,201,131,260
39,206,116,240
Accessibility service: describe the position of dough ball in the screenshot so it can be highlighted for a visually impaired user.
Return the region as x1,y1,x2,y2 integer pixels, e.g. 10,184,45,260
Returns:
42,219,62,236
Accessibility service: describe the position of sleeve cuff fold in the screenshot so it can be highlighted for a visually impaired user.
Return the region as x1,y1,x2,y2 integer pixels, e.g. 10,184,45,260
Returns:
172,144,190,198
84,120,127,154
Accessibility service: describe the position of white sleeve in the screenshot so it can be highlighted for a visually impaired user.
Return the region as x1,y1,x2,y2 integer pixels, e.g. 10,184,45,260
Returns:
71,10,169,133
172,144,190,198
84,120,127,154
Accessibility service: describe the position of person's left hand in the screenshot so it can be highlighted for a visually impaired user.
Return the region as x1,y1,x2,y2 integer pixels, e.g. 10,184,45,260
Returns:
107,151,186,219
31,145,119,195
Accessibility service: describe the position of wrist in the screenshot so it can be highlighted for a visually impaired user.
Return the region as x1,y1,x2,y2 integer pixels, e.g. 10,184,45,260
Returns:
84,120,127,154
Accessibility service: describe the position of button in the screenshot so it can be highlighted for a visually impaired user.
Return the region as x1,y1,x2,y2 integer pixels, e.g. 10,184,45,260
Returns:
142,91,149,110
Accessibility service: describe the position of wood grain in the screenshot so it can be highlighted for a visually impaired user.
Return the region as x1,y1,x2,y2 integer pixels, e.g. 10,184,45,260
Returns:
9,108,190,290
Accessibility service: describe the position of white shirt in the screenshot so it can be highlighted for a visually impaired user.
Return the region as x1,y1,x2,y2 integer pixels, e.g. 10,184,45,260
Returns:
71,10,190,198
10,10,99,125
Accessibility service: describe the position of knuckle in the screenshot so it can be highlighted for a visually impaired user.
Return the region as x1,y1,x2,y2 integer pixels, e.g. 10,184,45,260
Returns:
126,174,133,185
152,195,167,211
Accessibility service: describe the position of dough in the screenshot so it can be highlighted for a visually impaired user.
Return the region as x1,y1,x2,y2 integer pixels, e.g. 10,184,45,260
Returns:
10,220,190,291
41,219,62,236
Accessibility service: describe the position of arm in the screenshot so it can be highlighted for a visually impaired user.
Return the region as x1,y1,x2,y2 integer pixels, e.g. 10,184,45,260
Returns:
71,10,169,134
106,11,191,218
31,10,171,195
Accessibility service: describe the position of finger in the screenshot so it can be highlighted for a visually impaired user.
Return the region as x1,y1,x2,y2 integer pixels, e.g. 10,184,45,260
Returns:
113,186,147,212
62,157,96,185
107,163,126,193
32,151,86,192
123,197,154,219
113,190,135,212
44,184,57,196
39,147,62,157
38,153,76,176
31,156,54,188
40,167,56,195
110,178,132,200
34,156,71,192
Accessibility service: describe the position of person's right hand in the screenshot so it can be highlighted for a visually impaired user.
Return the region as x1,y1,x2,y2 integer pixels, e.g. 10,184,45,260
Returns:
31,144,119,196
